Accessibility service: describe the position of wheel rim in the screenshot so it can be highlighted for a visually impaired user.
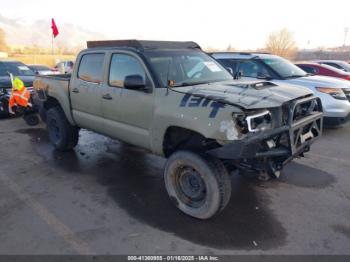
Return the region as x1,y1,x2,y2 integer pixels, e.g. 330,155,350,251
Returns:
174,166,207,208
48,118,60,143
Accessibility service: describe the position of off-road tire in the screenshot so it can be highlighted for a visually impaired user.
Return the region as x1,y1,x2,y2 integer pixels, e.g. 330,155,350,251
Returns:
46,106,79,151
164,150,231,219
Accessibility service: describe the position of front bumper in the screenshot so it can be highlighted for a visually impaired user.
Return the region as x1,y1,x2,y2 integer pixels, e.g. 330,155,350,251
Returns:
324,113,350,127
317,92,350,118
207,97,323,164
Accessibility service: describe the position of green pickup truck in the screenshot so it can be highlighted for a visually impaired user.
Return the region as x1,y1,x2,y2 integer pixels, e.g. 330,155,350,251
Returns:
33,40,323,219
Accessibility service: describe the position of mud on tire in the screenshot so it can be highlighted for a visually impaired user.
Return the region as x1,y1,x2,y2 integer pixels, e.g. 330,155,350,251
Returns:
46,106,79,151
164,150,231,219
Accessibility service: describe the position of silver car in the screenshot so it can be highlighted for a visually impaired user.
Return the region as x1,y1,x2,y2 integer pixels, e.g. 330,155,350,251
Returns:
314,60,350,72
211,52,350,127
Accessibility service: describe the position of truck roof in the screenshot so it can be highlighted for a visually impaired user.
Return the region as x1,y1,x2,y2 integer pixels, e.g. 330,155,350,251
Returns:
86,40,201,51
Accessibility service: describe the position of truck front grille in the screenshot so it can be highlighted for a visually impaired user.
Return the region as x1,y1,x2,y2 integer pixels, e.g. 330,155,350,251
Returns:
291,97,322,123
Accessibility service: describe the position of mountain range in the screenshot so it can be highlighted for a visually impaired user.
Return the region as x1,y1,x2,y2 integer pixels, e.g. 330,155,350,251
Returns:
0,13,105,49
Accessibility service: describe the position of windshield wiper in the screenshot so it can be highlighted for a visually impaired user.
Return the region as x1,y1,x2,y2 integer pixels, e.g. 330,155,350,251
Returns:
172,81,210,87
284,74,306,79
257,74,273,80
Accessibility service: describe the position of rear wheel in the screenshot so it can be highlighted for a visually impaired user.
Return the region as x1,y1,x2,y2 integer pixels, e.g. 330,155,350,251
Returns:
46,106,79,151
164,151,231,219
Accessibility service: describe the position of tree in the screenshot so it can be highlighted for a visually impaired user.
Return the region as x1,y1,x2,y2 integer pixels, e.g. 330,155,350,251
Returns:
265,28,297,59
0,27,7,52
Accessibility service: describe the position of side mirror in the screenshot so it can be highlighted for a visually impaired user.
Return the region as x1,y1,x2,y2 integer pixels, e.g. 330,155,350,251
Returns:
124,74,146,90
234,70,243,79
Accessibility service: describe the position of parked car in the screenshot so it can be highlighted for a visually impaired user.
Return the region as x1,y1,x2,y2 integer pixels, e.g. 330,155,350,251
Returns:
314,60,350,72
55,60,74,74
296,62,350,81
211,52,350,127
0,60,35,117
33,40,323,219
28,64,59,75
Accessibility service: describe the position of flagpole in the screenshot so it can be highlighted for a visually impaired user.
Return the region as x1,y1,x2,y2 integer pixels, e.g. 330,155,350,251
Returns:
52,33,54,56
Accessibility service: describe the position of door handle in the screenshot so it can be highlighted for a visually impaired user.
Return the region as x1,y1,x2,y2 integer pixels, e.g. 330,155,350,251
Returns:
102,93,112,100
72,88,79,93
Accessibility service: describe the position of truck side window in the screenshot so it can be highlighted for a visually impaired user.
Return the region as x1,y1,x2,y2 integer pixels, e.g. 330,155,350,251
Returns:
109,54,146,88
78,53,105,83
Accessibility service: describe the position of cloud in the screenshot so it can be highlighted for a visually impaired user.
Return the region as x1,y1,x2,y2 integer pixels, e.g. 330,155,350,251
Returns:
0,13,105,48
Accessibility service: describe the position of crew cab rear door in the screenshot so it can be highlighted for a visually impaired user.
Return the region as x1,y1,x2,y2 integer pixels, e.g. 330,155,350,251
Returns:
70,52,106,133
102,52,154,149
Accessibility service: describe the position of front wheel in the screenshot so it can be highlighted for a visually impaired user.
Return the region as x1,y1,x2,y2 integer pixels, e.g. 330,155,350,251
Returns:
164,151,231,219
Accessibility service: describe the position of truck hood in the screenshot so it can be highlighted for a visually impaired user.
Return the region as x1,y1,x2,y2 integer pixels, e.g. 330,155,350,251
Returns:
0,76,35,89
278,75,350,89
172,80,313,109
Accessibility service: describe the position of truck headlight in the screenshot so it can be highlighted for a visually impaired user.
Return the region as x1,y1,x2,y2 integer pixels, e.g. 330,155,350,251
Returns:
316,87,347,100
235,110,272,133
246,110,272,132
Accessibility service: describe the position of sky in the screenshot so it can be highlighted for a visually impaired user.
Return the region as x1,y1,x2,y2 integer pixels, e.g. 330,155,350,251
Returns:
1,0,350,50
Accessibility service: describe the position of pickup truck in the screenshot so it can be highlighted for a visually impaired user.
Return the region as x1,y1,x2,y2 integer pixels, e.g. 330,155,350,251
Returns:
33,40,323,219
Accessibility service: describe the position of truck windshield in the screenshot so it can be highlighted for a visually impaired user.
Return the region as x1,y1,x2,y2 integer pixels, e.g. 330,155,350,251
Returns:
0,62,35,76
262,57,307,79
144,50,232,87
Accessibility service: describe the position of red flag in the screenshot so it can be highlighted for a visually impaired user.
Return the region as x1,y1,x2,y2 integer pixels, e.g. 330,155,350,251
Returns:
51,18,59,38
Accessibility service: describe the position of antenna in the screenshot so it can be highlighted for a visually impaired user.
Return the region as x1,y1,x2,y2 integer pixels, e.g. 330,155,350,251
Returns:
166,59,173,95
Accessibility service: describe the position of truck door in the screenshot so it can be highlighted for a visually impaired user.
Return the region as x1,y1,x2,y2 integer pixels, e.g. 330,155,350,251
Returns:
70,52,107,133
102,53,154,149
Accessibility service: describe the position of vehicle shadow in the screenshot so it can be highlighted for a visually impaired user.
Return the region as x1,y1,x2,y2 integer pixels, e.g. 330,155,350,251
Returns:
280,161,335,188
19,127,287,250
92,137,287,250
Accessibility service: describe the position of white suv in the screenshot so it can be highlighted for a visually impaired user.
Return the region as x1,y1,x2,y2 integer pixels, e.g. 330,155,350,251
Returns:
211,52,350,127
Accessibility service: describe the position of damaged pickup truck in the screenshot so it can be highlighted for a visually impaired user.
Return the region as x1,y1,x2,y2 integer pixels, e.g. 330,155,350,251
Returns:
33,40,323,219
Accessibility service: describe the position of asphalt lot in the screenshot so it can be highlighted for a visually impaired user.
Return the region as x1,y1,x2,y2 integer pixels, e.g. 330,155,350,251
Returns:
0,117,349,255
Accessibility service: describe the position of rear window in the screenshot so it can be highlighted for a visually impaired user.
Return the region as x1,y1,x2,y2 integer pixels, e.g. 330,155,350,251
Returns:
78,53,105,83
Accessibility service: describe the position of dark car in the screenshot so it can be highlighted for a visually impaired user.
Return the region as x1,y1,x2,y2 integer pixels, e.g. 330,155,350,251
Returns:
0,61,35,117
296,62,350,81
